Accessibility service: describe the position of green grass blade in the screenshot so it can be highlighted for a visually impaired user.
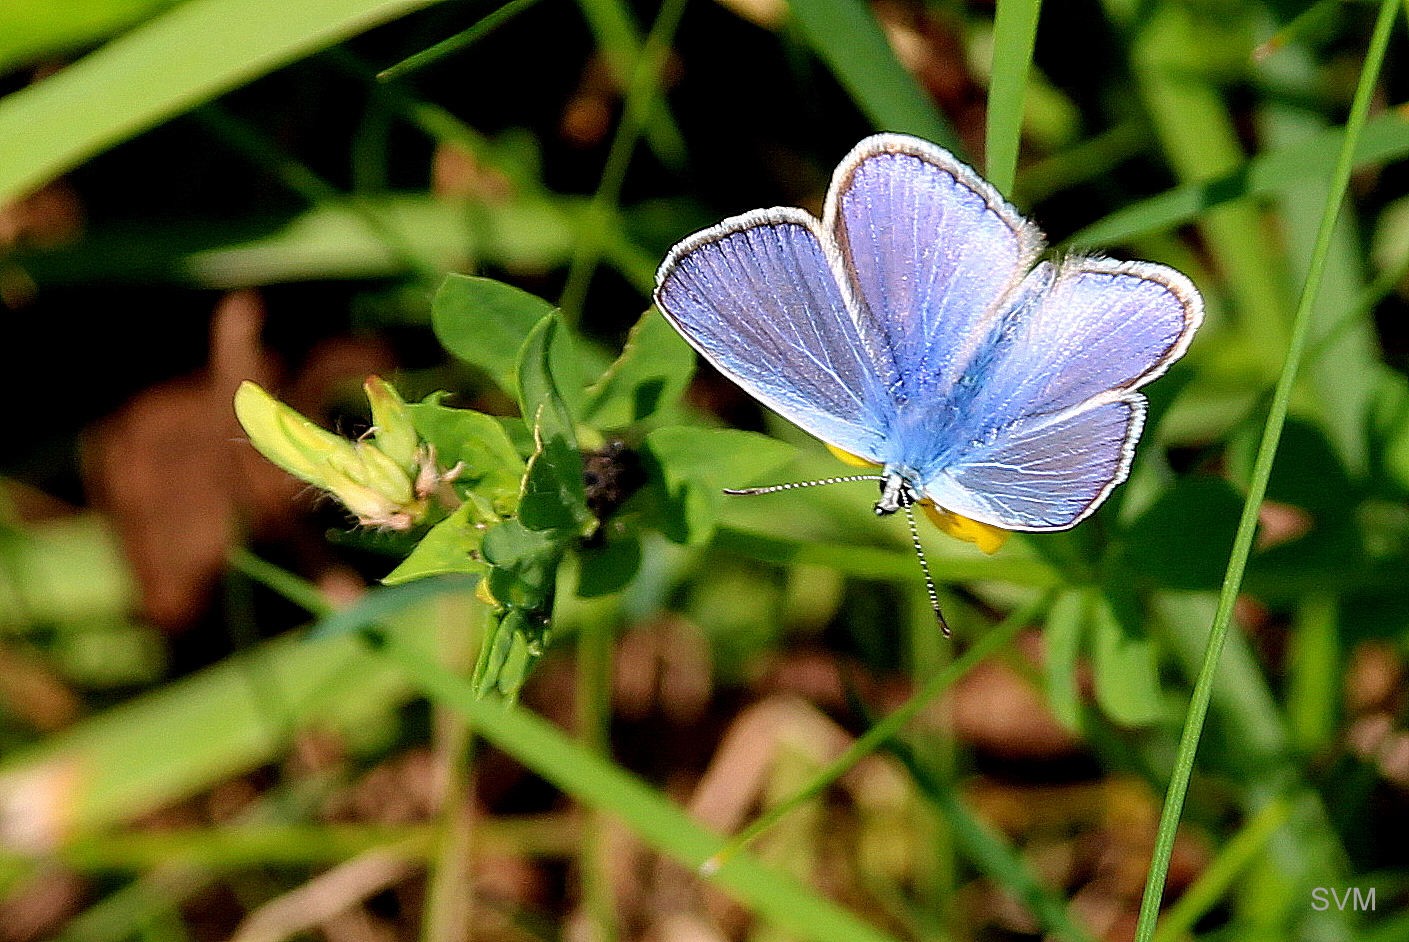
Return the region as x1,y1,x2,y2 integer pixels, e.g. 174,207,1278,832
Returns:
377,0,547,81
886,735,1096,942
1151,797,1291,942
1113,0,1286,354
191,103,442,284
370,627,900,942
1131,2,1400,939
789,0,953,147
984,0,1042,196
0,0,439,207
1260,49,1386,478
1067,110,1409,248
0,0,181,72
242,553,898,942
1285,594,1339,754
1250,0,1342,62
574,0,685,164
0,595,466,841
558,0,689,321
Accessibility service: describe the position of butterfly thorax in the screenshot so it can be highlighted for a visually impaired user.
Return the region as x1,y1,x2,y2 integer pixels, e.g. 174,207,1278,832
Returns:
881,396,973,474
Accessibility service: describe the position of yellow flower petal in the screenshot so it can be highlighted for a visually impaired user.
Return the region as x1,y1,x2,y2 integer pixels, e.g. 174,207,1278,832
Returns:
920,501,1009,554
818,441,1008,553
825,443,882,468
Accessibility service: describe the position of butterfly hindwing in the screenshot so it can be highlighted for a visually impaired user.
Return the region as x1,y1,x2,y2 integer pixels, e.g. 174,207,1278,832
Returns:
923,258,1202,530
965,257,1201,422
925,398,1146,530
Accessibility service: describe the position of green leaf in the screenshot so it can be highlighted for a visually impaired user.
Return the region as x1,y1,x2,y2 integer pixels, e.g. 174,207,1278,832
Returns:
1114,477,1242,591
1089,593,1162,728
432,274,557,395
649,427,798,492
789,0,953,147
520,434,592,533
382,503,488,586
1042,589,1087,733
481,519,563,612
576,534,642,598
515,315,592,534
583,308,695,427
516,313,587,442
1260,418,1356,515
0,0,181,73
642,427,796,545
1239,419,1369,594
406,396,524,516
0,0,439,207
1228,418,1363,589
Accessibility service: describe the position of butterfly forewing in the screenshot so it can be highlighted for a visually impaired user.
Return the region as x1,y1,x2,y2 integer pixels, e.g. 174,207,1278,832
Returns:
826,135,1044,401
654,208,894,462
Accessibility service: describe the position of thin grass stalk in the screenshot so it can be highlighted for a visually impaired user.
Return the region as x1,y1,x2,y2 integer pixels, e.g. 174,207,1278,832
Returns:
191,103,440,285
558,0,689,323
1150,797,1291,942
884,734,1095,942
377,0,549,81
905,587,956,935
1131,2,1400,939
703,590,1053,872
985,0,1042,197
576,609,620,942
573,0,686,162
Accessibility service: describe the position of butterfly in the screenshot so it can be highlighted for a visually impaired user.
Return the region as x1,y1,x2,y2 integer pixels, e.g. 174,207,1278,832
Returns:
653,134,1202,628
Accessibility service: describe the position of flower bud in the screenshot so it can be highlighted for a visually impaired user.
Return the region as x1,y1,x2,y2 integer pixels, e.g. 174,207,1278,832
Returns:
235,380,429,530
364,375,420,475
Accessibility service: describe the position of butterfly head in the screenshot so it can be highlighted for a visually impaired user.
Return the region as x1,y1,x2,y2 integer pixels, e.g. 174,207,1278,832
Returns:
874,469,919,517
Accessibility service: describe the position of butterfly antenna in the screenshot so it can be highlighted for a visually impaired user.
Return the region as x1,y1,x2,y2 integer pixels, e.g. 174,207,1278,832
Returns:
902,502,951,636
722,474,883,496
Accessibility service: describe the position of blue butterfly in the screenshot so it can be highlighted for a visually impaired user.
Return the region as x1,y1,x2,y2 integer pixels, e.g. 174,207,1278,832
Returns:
653,134,1202,615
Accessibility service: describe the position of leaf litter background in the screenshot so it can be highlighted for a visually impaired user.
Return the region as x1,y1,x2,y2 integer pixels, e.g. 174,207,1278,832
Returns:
3,1,1409,941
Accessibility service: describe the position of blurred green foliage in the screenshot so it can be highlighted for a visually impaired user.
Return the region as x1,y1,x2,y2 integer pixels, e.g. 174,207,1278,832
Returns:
1,0,1409,940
